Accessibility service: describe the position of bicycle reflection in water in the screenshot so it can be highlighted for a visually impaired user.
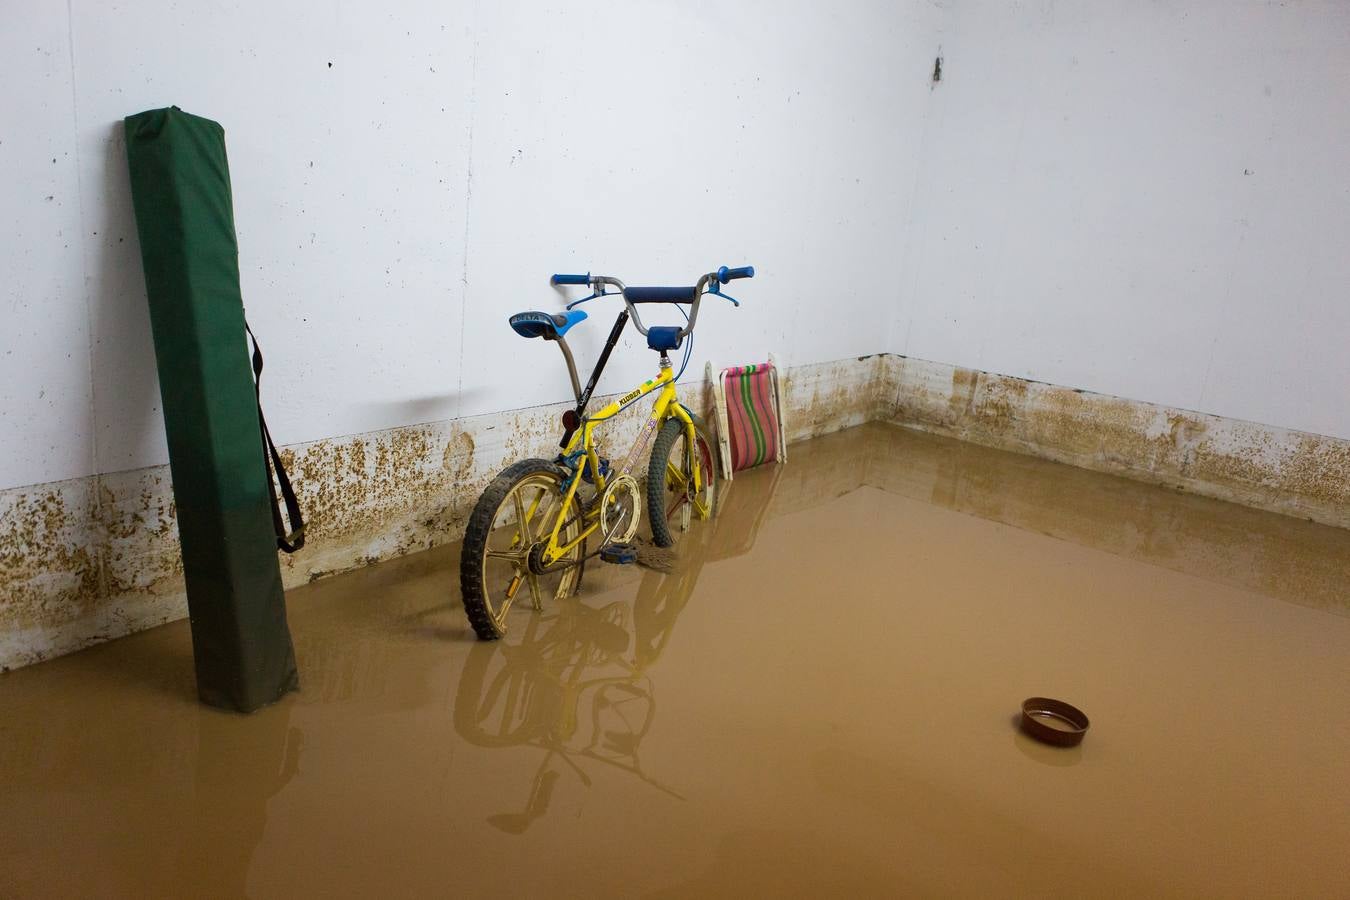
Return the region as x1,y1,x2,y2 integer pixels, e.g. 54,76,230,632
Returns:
452,462,782,834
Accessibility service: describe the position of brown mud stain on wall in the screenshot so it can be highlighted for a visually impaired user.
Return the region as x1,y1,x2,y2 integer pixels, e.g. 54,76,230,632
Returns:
442,430,475,481
278,423,484,579
100,470,181,601
1186,429,1350,517
782,357,886,441
973,372,1028,434
888,357,1350,530
0,485,103,639
1165,411,1207,450
1018,384,1159,468
947,367,978,426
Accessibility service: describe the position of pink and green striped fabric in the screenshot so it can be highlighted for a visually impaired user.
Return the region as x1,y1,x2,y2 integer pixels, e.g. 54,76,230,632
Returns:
724,363,780,471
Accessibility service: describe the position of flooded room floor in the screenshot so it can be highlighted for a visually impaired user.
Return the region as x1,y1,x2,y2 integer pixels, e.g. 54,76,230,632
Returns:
3,422,1350,898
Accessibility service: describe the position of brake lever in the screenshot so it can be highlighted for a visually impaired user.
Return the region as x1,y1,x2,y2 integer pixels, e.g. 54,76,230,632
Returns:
565,288,609,311
708,287,740,307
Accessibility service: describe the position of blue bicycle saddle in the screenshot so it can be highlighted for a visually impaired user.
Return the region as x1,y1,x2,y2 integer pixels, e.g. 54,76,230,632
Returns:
508,309,587,339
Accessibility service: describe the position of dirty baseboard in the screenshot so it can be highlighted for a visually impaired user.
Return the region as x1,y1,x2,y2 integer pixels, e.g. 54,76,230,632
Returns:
11,350,1342,673
881,355,1350,531
0,355,884,671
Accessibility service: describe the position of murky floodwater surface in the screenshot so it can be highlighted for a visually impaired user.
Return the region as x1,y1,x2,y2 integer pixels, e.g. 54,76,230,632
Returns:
3,424,1349,897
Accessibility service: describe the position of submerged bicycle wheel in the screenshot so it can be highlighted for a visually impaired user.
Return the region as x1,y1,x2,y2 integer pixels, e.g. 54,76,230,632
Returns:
646,413,718,548
460,459,584,640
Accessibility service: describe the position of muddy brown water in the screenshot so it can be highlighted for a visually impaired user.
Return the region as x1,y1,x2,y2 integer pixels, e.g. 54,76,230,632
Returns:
3,422,1349,898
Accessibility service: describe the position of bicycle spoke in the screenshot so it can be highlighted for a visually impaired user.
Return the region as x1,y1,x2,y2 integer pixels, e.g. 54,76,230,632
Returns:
525,487,554,540
536,492,562,549
513,490,531,544
526,574,544,611
496,574,522,624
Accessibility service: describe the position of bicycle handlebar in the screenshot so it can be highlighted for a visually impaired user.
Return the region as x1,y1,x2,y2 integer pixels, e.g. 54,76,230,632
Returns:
552,265,755,341
717,265,755,282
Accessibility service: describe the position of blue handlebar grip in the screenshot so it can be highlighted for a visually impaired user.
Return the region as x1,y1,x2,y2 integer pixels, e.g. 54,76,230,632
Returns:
717,265,755,282
552,273,590,286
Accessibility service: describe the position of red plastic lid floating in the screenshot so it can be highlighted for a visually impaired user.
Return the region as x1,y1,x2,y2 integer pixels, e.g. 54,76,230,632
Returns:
1020,697,1090,747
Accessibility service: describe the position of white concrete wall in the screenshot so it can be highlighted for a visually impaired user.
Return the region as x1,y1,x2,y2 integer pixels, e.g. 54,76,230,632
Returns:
0,0,940,493
895,0,1350,441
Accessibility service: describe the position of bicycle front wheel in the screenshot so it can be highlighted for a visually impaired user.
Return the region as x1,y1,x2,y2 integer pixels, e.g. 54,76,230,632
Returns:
646,413,718,548
460,459,584,640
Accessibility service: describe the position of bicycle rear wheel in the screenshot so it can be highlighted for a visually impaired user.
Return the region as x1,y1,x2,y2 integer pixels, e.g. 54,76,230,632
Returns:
646,413,718,548
460,459,584,640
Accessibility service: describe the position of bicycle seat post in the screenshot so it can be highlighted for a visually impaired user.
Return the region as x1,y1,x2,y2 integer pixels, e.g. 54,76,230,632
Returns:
549,334,583,404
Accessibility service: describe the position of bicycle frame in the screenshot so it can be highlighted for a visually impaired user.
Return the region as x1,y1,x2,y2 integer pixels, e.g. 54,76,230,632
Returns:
539,358,705,565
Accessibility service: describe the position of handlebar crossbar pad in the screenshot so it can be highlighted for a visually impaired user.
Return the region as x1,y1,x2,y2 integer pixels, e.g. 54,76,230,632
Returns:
552,273,590,285
717,265,755,282
646,326,684,352
624,285,697,303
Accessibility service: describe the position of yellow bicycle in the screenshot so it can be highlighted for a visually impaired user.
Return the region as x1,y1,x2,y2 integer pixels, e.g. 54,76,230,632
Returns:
459,265,755,640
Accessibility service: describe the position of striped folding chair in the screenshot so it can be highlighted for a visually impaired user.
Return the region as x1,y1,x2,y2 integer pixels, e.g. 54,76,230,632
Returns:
708,354,787,482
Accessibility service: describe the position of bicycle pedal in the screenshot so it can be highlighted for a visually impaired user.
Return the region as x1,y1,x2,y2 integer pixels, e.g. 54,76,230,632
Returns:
599,542,638,565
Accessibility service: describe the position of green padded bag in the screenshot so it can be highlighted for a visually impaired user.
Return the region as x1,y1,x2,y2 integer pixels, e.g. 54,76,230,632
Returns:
125,106,299,712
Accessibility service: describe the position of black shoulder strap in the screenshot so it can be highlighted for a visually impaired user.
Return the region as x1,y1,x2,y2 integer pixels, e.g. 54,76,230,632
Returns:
246,322,306,553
